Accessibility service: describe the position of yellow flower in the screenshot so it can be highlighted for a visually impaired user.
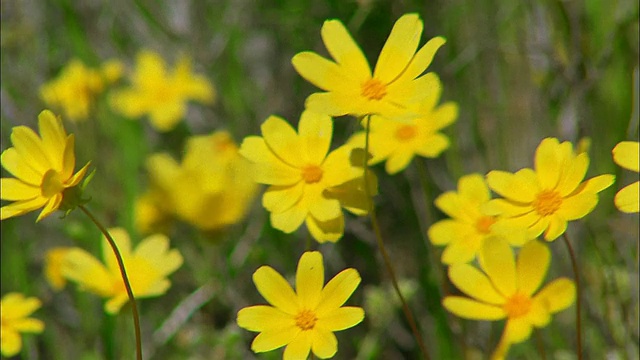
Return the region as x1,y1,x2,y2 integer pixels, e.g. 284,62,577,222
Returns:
428,174,526,264
612,141,639,213
1,110,91,221
485,137,615,241
44,247,73,291
60,228,183,314
348,77,458,174
136,131,257,233
110,50,215,132
239,111,373,243
237,251,364,359
0,293,45,358
443,238,575,359
40,59,123,122
292,13,445,120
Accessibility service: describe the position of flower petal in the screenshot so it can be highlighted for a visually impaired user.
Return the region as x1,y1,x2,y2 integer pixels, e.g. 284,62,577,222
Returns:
615,181,639,213
503,317,533,344
291,52,360,93
427,219,473,246
305,214,344,243
311,328,338,358
486,169,538,203
516,240,550,296
397,36,446,82
1,148,41,185
298,111,333,165
556,192,598,221
62,248,114,297
320,19,371,81
11,126,51,174
296,251,324,309
38,110,67,169
534,138,567,190
240,137,301,185
440,235,483,265
251,326,300,353
270,200,307,233
283,331,312,360
237,305,295,332
612,141,639,172
448,263,505,304
374,13,422,83
442,296,505,320
263,183,305,213
542,215,567,241
1,329,22,357
261,115,304,168
315,268,361,317
556,152,588,196
534,278,576,313
384,148,414,174
480,237,516,297
316,306,364,331
0,197,48,220
0,178,40,201
253,266,300,314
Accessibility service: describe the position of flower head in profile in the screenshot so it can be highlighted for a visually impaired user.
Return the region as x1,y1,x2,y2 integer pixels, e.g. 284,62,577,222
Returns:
612,141,639,213
60,228,183,314
135,131,258,234
237,251,364,359
40,59,123,122
1,293,45,358
443,238,575,359
485,137,615,241
1,110,91,221
110,50,215,132
348,77,458,174
428,174,526,264
292,13,445,120
239,111,375,243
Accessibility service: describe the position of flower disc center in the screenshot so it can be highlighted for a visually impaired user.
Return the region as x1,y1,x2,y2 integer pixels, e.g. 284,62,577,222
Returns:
475,216,496,234
533,190,562,216
295,309,318,331
395,124,418,141
301,165,323,184
41,170,65,198
503,292,532,319
361,78,387,101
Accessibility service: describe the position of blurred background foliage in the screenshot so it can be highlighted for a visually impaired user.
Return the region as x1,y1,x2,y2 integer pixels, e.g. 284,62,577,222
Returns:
1,0,638,359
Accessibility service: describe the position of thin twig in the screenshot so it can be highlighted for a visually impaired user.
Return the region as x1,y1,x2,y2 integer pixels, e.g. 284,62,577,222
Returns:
562,232,583,360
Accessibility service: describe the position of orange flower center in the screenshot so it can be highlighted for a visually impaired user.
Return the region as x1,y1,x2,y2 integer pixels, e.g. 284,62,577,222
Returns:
41,169,65,198
295,309,317,331
503,292,532,319
361,78,387,101
301,165,323,184
533,190,562,216
395,125,417,141
475,215,496,234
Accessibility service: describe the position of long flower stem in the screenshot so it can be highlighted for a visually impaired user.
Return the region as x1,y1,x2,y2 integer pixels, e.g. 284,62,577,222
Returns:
79,205,142,360
562,232,582,360
362,116,430,360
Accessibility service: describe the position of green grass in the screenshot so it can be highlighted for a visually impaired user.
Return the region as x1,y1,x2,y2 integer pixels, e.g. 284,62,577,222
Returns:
1,0,638,359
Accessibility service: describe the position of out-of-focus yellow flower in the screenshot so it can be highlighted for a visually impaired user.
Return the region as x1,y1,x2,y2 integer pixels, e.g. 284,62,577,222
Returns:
443,238,575,359
1,110,91,221
0,293,45,358
110,50,215,132
44,247,73,291
612,141,639,213
292,13,444,121
136,131,257,234
485,137,614,241
237,251,364,359
40,59,123,122
428,174,526,264
60,228,183,314
134,190,174,235
348,77,457,174
239,111,375,243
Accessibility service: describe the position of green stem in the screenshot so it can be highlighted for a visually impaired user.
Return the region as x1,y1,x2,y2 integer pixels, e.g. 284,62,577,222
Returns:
362,115,430,360
562,232,582,360
79,205,143,360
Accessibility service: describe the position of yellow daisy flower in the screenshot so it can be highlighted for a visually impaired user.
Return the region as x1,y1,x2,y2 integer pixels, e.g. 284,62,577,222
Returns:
443,238,575,359
428,174,526,264
0,293,45,358
292,13,445,120
612,141,639,213
485,137,615,241
239,111,373,243
40,59,123,122
0,110,91,221
348,76,458,174
136,131,257,233
60,228,183,314
110,50,215,132
237,251,364,359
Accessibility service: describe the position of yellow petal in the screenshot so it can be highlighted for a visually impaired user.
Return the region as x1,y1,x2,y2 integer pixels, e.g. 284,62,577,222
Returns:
270,201,307,233
542,215,567,241
442,296,505,320
291,52,361,93
105,294,129,314
556,152,588,196
612,141,639,172
36,194,62,222
310,328,338,358
38,110,67,169
237,305,295,332
261,115,305,168
458,173,490,205
448,264,505,304
305,214,344,243
1,148,41,185
315,268,361,317
534,137,566,190
483,199,531,217
306,188,342,222
440,235,483,265
486,169,538,203
149,101,185,132
12,318,44,333
385,148,414,174
556,192,598,221
1,293,41,319
373,13,422,83
298,111,332,165
283,331,312,360
263,183,304,213
320,19,371,81
11,126,52,174
321,146,363,187
574,174,615,194
304,92,367,118
239,137,301,186
0,178,40,201
427,219,473,246
316,306,364,331
615,181,639,213
60,135,76,180
480,237,516,297
133,234,183,276
251,326,300,353
1,329,21,357
503,317,533,343
413,133,450,158
516,240,550,296
0,197,48,220
62,248,114,297
385,72,440,111
253,266,300,314
296,251,324,309
397,36,446,82
534,278,576,313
